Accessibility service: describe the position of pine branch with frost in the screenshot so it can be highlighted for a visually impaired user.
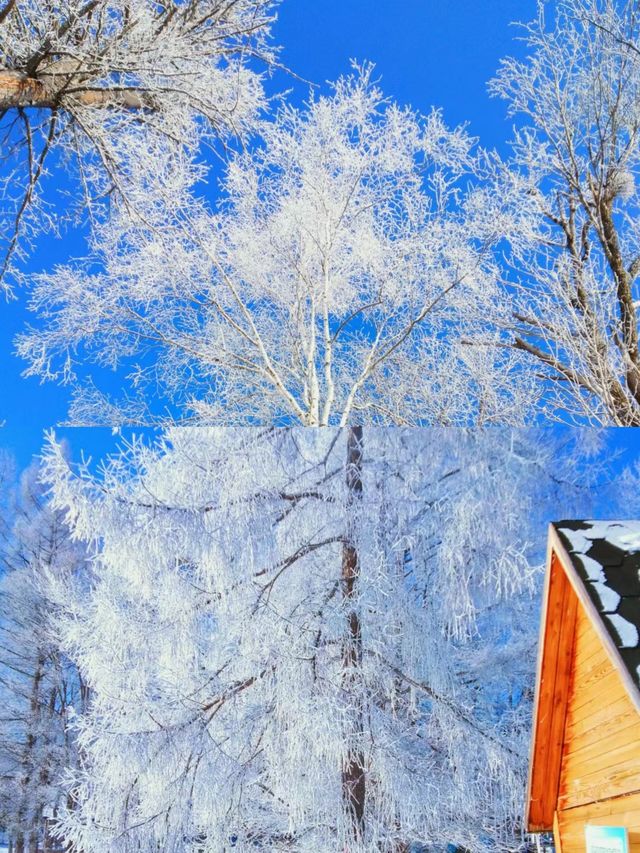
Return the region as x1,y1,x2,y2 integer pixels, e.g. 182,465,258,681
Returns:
41,426,603,853
0,459,90,850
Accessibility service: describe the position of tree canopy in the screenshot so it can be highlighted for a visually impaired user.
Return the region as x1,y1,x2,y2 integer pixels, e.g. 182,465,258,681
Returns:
0,0,276,295
40,426,603,852
17,68,530,427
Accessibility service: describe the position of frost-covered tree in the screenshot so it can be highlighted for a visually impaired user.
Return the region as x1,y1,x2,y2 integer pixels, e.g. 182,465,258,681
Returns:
42,426,600,853
18,67,531,427
0,460,89,852
489,0,640,425
0,0,276,295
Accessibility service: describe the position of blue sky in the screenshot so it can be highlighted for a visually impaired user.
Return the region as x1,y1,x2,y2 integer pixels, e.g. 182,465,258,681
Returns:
2,0,640,474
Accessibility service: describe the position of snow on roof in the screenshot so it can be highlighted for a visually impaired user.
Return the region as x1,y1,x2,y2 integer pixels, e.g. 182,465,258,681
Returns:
554,521,640,691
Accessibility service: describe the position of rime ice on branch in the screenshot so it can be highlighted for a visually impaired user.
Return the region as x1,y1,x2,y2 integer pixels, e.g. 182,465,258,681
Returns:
0,0,276,295
489,0,640,425
0,460,90,852
18,67,529,427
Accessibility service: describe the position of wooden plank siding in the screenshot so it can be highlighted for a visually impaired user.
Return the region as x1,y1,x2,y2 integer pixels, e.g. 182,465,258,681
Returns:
527,529,640,850
528,552,579,831
556,602,640,851
558,603,640,812
556,792,640,853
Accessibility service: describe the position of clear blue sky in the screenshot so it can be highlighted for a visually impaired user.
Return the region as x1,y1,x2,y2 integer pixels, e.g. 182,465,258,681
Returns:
2,0,640,474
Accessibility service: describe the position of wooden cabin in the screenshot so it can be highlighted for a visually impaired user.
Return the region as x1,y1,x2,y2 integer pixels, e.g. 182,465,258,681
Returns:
527,521,640,853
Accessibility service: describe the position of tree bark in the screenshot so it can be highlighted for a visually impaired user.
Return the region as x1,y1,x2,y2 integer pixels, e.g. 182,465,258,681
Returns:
597,197,640,406
341,425,366,843
0,68,151,110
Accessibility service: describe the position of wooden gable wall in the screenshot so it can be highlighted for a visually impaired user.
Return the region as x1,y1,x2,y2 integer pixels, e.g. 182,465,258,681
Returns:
555,601,640,853
528,534,640,850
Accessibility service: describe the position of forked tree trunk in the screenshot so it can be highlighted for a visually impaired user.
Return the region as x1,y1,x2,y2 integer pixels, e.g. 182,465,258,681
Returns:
341,425,366,843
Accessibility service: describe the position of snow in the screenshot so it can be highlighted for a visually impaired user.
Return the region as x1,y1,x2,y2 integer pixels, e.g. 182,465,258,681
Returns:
560,521,640,556
561,531,593,554
584,521,640,553
590,581,622,613
605,613,640,648
577,554,605,582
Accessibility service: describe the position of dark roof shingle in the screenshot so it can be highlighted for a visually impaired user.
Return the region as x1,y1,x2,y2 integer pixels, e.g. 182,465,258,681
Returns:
554,520,640,692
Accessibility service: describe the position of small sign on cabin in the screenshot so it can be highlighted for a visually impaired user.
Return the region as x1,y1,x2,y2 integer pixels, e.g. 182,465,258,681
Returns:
585,826,630,853
527,521,640,853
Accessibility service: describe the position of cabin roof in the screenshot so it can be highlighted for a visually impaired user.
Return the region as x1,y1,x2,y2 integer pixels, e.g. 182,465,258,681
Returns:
554,520,640,694
526,522,640,832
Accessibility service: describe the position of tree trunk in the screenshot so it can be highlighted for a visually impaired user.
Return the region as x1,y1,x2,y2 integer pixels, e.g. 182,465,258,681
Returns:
42,822,52,853
15,656,45,853
341,425,366,843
